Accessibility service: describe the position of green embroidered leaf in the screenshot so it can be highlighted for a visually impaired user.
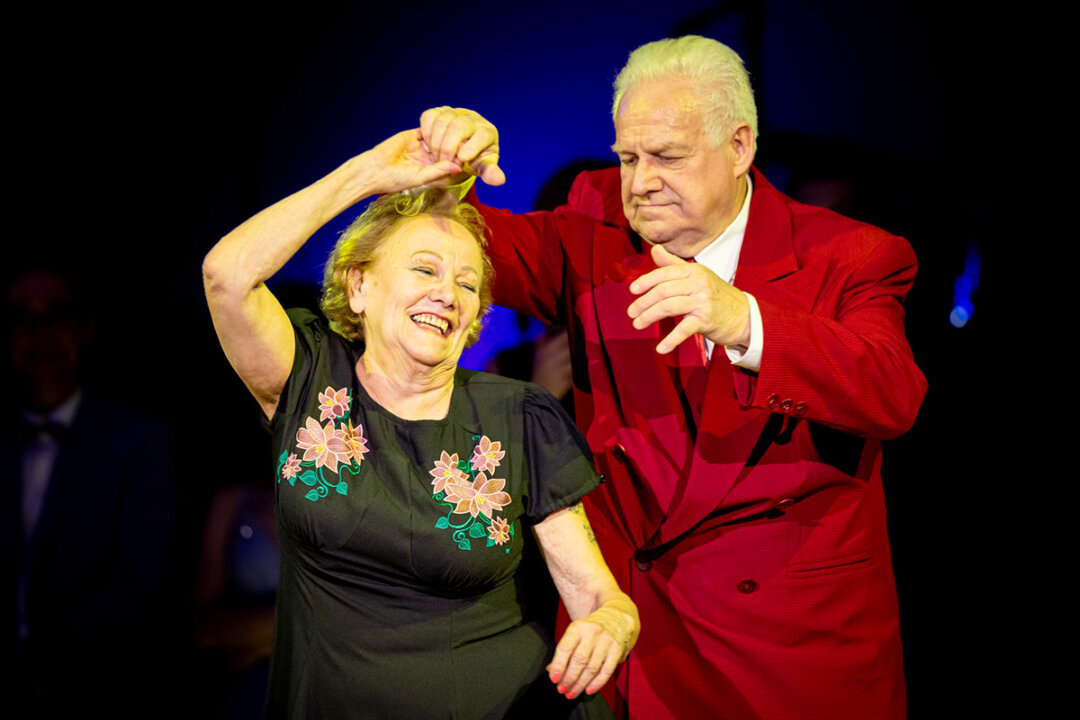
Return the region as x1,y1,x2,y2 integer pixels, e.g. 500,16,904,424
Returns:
278,451,289,463
288,477,297,486
435,517,450,529
299,470,318,487
336,482,348,496
457,538,472,551
304,489,320,502
469,521,487,539
486,538,495,547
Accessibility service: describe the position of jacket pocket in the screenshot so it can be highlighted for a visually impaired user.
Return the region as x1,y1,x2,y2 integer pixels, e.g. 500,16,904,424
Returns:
785,551,873,579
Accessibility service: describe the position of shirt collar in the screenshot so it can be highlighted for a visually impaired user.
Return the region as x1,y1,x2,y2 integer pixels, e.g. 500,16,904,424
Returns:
693,173,753,283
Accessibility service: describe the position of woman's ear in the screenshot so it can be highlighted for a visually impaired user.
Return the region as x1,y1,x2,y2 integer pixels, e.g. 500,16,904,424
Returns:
347,267,366,315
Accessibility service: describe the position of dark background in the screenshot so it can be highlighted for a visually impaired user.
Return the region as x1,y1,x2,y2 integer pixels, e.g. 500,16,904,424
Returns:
9,1,1008,716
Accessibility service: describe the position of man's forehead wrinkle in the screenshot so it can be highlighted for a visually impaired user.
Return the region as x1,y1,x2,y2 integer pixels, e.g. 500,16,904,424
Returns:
617,88,704,150
616,115,700,156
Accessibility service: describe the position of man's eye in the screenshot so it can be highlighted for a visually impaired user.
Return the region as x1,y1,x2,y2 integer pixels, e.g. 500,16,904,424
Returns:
619,156,637,166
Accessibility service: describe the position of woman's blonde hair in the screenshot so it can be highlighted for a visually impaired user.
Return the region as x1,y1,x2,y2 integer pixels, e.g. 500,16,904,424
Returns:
320,187,493,345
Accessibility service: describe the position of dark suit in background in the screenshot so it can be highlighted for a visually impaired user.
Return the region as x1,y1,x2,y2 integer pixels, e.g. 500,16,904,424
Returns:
3,393,178,717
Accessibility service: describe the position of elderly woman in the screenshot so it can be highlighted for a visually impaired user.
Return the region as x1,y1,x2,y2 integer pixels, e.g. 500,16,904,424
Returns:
203,129,638,719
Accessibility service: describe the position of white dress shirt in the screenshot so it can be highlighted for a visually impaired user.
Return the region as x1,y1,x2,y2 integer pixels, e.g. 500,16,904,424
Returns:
693,174,763,371
20,390,82,537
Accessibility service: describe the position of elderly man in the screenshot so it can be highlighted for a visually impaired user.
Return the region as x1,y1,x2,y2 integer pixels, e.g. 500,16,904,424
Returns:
421,35,926,720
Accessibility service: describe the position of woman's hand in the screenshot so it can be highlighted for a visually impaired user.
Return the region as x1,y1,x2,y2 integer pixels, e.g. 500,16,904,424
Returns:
547,595,639,699
361,129,468,194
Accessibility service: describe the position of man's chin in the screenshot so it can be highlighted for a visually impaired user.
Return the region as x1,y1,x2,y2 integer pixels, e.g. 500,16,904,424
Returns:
630,217,677,246
635,230,703,259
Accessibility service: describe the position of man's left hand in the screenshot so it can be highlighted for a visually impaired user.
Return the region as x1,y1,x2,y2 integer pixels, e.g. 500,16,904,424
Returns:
628,244,751,354
418,106,505,186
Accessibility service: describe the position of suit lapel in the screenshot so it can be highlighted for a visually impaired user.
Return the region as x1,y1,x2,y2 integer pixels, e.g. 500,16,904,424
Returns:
587,227,702,529
30,397,102,553
645,169,802,548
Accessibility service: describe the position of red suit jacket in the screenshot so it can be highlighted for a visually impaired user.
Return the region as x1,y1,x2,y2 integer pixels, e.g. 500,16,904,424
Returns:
475,167,926,720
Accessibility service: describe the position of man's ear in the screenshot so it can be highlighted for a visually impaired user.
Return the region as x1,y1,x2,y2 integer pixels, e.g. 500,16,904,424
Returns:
347,267,366,315
731,123,755,176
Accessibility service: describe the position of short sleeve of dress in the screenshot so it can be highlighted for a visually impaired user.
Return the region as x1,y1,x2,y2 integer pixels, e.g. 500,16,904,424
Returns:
522,385,601,521
271,308,326,429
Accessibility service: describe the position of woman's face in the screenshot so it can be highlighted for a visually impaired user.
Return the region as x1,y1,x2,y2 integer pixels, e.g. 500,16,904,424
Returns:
348,214,483,373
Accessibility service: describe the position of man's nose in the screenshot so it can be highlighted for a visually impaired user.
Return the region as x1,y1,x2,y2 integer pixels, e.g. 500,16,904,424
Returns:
629,161,661,196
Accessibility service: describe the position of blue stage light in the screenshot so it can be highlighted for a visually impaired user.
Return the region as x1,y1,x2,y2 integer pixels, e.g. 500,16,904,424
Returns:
950,242,981,329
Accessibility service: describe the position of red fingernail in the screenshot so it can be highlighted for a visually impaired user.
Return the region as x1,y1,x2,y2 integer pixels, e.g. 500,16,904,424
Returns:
566,691,578,700
550,672,561,684
586,686,596,695
557,683,567,694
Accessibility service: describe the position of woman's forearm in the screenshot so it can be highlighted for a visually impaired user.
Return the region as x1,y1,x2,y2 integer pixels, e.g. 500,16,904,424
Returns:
533,503,640,697
203,153,380,297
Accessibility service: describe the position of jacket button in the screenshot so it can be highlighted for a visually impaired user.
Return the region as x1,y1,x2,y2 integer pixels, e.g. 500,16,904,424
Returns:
766,393,780,409
793,401,808,417
776,498,794,510
779,399,793,413
636,560,652,572
612,444,627,461
736,579,758,594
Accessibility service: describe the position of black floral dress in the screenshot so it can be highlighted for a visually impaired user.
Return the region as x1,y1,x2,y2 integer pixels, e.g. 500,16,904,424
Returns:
265,310,610,720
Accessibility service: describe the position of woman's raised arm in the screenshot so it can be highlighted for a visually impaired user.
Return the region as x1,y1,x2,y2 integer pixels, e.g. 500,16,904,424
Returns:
532,503,640,700
203,130,463,418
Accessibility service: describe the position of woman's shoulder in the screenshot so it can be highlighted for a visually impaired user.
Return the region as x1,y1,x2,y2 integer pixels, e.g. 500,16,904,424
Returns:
286,307,361,359
455,368,554,403
272,308,360,429
286,306,328,339
454,369,576,435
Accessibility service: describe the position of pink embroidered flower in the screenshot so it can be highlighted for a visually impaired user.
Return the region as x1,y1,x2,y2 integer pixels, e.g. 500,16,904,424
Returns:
430,451,469,494
449,472,512,519
470,435,505,474
441,477,469,504
318,386,350,421
335,420,370,466
296,417,351,473
281,453,301,480
488,516,511,545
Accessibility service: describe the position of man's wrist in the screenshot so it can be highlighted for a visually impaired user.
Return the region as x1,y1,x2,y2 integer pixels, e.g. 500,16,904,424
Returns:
726,292,762,371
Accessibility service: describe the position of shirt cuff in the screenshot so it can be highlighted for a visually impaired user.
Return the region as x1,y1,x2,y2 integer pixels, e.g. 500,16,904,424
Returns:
725,292,762,372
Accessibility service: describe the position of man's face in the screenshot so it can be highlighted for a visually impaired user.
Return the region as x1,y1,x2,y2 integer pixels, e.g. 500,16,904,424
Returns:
613,76,752,258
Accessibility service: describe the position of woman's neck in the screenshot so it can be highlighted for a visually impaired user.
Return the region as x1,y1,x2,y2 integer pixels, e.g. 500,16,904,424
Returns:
355,351,456,420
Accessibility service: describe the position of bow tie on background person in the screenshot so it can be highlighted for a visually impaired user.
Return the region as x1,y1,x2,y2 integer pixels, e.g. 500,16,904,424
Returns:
14,419,73,447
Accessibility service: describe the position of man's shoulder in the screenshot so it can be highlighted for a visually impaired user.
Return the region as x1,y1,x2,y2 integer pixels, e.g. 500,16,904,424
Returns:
566,167,625,226
750,169,911,263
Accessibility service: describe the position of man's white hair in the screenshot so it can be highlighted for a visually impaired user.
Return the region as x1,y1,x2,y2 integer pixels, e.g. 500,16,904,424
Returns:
612,35,758,152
